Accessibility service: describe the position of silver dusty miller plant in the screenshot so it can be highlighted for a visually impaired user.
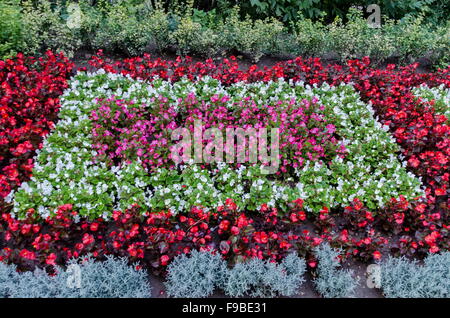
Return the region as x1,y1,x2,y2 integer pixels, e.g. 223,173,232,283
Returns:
0,255,152,298
223,253,306,297
164,250,228,298
381,252,450,298
313,243,358,298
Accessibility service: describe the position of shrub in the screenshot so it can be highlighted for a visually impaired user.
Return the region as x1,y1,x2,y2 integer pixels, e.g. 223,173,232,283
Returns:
5,255,152,298
91,2,152,56
146,8,172,53
293,17,326,57
220,7,284,62
165,250,228,298
170,17,221,56
21,0,83,58
313,243,358,298
388,14,439,64
224,253,306,297
381,252,450,298
0,0,24,60
2,1,446,65
293,8,449,65
325,9,396,63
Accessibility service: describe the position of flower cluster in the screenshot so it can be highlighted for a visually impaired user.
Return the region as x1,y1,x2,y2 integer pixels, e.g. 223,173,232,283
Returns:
91,94,342,174
0,203,212,273
412,84,450,121
0,51,73,205
9,71,422,218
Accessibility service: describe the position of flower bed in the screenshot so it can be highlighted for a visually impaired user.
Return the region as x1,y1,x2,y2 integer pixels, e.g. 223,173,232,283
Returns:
0,53,449,297
8,72,422,219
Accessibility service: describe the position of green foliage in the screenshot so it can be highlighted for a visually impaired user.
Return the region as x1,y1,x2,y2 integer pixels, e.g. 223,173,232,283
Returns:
145,8,171,53
387,15,450,64
376,0,437,22
165,250,228,298
0,0,24,60
245,0,324,22
90,1,152,56
293,7,450,65
238,0,449,25
21,0,83,57
1,256,152,298
314,243,358,298
381,252,450,298
2,0,447,65
327,9,396,62
169,16,221,56
293,16,327,57
224,253,306,297
220,7,284,61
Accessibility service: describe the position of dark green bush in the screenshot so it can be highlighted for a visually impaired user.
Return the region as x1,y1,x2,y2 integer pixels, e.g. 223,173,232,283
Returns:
238,0,449,25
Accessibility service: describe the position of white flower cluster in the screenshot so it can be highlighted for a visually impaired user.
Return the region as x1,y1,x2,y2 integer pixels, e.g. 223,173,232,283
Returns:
12,71,153,219
412,84,450,121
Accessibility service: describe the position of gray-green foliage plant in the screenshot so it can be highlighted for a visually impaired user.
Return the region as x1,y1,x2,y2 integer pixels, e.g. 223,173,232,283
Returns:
0,262,21,298
381,252,450,298
224,253,306,297
165,250,228,298
2,256,152,298
313,243,358,298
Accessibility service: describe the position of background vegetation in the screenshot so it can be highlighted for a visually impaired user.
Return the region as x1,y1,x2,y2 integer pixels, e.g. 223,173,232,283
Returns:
0,0,449,66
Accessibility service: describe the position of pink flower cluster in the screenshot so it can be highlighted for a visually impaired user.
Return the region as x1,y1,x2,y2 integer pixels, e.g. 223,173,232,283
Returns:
91,97,178,169
91,95,344,174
